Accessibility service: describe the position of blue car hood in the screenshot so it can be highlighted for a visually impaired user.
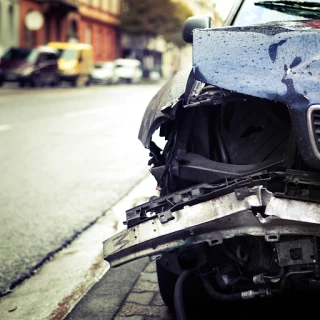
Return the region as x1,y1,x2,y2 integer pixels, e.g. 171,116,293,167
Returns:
193,20,320,102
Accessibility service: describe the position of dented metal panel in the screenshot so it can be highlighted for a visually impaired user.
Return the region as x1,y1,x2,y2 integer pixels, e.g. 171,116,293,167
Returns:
138,67,191,148
193,21,320,103
103,186,320,267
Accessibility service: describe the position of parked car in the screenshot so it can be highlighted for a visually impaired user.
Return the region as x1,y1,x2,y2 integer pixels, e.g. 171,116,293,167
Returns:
0,46,60,87
47,42,94,87
104,0,320,317
91,61,119,84
114,58,143,84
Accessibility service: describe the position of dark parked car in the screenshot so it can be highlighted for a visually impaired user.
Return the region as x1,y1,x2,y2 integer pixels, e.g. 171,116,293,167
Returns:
0,46,60,87
104,0,320,317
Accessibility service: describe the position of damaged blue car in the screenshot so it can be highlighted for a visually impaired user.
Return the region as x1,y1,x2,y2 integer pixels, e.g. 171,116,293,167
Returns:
104,0,320,317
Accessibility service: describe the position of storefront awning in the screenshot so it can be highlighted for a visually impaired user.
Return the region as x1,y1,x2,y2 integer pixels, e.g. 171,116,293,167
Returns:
35,0,78,16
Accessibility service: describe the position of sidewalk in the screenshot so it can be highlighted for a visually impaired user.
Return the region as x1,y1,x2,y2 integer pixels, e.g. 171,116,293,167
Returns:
66,260,173,320
0,174,164,320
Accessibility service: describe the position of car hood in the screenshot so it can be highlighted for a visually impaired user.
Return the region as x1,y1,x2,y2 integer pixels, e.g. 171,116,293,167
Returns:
193,20,320,102
0,60,30,69
139,20,320,149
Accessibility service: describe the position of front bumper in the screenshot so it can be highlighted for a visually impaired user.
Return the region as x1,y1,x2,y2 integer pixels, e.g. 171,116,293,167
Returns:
0,73,27,82
60,75,77,82
103,185,320,267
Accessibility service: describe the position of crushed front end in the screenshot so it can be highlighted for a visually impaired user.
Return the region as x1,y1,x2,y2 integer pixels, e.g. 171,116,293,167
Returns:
104,20,320,302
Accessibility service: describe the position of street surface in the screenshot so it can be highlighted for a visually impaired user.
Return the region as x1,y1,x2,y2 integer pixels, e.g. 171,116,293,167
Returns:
0,81,163,296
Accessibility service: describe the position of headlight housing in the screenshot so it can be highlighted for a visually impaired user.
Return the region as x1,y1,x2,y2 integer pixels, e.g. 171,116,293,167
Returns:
19,66,33,76
65,67,75,74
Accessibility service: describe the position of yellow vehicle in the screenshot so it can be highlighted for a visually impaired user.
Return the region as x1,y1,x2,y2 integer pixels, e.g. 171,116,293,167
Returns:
47,42,94,87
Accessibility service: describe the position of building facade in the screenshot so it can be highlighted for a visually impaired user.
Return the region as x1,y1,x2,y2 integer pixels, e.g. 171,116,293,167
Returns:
18,0,121,62
0,0,20,57
78,0,121,61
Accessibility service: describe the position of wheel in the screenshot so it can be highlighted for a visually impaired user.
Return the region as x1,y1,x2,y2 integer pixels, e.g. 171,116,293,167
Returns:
50,74,60,87
85,75,92,86
156,259,179,313
18,81,25,88
71,76,78,87
31,74,41,88
0,81,3,87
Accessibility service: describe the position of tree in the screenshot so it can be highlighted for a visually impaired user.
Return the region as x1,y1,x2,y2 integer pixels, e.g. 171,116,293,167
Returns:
121,0,194,48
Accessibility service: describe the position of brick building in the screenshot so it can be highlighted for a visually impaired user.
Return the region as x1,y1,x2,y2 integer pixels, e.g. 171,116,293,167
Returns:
0,0,20,57
19,0,122,62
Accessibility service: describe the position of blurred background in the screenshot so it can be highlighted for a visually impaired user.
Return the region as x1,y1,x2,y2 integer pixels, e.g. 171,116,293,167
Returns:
0,0,236,303
0,0,235,80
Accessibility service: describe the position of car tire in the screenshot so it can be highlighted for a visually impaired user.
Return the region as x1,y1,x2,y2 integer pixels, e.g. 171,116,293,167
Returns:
156,260,179,313
156,259,214,315
31,74,41,88
19,81,25,88
71,76,78,87
85,76,92,87
0,81,3,87
50,74,60,87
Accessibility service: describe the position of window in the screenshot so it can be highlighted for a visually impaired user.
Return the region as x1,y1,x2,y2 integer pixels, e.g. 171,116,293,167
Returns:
85,26,91,44
9,5,14,38
102,0,108,11
112,0,120,14
46,53,58,61
38,53,48,63
98,29,102,56
55,19,61,40
57,49,77,60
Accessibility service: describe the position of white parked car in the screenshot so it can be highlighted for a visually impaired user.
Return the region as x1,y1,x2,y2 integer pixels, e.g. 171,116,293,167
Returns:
114,59,143,84
91,61,119,84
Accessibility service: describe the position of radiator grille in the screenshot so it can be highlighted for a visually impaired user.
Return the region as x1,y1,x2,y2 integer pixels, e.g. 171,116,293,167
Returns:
312,110,320,151
308,105,320,159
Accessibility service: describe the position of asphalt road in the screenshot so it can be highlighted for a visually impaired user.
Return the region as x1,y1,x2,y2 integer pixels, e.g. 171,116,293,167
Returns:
0,81,163,296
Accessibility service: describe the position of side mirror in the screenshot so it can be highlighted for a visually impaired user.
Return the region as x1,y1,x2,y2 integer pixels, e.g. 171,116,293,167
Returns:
182,16,212,44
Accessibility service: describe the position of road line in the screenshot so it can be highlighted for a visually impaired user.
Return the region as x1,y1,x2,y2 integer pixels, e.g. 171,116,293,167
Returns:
63,107,105,118
0,124,12,132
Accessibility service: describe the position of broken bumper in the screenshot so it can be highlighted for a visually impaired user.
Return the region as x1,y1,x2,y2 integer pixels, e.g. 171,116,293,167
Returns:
103,185,320,267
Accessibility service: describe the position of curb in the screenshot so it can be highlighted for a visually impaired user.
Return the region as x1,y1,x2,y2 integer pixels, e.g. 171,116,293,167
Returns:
0,174,158,320
67,259,173,320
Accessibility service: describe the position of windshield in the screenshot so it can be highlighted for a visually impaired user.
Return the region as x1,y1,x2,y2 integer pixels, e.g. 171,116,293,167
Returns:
95,63,113,69
1,48,37,62
57,49,77,60
233,0,314,26
256,1,320,19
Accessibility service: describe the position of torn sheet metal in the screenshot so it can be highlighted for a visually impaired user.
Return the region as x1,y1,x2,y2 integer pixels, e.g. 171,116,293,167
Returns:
103,186,320,267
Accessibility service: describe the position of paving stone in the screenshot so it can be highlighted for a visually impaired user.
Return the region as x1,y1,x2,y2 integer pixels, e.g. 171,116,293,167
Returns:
117,302,172,318
144,315,174,320
144,262,157,273
114,316,143,320
127,292,155,305
140,272,158,283
151,292,165,306
132,278,159,293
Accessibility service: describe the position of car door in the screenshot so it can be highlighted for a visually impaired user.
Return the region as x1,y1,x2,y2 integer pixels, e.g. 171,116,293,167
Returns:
37,52,51,83
46,52,59,83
